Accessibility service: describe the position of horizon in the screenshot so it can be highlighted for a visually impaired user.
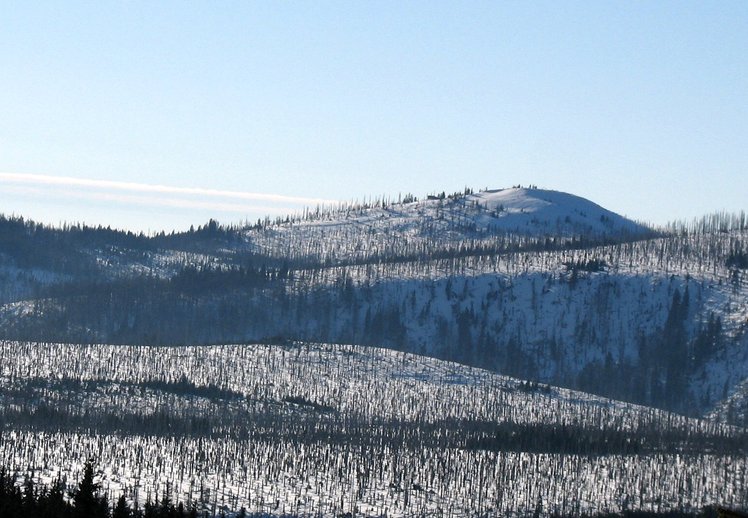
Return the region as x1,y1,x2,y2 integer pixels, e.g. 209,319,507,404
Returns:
1,181,744,236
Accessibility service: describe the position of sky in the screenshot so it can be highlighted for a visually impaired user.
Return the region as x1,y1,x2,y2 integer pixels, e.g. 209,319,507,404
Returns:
1,1,746,233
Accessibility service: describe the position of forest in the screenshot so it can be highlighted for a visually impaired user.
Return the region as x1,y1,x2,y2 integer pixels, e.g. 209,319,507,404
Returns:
0,341,746,516
0,462,738,518
1,189,748,516
2,216,747,420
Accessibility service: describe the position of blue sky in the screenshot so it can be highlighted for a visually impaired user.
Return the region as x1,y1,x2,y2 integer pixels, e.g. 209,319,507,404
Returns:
1,1,746,232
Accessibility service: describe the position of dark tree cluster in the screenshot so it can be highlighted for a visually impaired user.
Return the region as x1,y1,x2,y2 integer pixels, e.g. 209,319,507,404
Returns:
0,462,247,518
726,248,748,270
563,258,608,272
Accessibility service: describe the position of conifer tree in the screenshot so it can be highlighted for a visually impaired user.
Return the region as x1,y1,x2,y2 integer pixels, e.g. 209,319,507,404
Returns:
72,461,107,518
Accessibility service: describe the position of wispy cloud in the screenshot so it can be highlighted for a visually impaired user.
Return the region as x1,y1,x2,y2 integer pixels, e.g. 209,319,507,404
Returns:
0,172,338,208
1,184,300,215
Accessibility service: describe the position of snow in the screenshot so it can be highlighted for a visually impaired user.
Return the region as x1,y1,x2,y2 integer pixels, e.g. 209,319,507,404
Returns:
1,186,747,515
468,188,644,235
244,187,652,265
0,341,744,516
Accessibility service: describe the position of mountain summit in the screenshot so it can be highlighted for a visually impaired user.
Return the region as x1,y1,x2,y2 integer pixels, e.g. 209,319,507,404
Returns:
246,187,653,264
273,186,650,239
455,187,647,237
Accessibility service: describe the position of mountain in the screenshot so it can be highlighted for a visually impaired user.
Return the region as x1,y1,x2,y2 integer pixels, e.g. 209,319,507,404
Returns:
244,187,652,265
279,186,648,237
0,186,746,424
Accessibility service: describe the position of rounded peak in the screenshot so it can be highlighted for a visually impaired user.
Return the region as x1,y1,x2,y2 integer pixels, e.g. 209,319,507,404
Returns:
463,186,648,237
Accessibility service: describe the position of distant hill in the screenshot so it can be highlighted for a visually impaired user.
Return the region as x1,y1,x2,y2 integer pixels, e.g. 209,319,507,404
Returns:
243,186,653,265
276,186,649,236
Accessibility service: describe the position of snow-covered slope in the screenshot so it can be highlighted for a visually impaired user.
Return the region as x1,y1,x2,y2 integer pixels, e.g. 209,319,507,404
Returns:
0,340,744,517
463,187,646,236
1,188,747,515
245,187,652,264
216,227,748,421
0,187,745,423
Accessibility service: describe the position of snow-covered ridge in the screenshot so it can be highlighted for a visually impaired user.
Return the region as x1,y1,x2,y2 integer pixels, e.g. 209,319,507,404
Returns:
0,340,713,430
245,187,652,264
288,187,645,235
463,187,645,235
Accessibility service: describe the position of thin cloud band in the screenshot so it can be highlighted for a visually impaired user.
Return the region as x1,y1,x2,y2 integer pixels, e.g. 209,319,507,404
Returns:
0,172,337,206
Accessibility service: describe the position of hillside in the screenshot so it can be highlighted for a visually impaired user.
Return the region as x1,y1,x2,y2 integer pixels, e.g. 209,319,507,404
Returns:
245,187,652,265
0,340,745,517
0,186,746,423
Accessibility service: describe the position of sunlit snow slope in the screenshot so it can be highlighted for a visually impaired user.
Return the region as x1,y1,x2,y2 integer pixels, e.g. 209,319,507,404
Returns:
0,340,744,517
245,187,652,263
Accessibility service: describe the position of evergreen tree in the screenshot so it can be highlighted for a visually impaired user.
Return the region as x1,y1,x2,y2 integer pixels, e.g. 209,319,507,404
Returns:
72,461,107,518
113,495,131,518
